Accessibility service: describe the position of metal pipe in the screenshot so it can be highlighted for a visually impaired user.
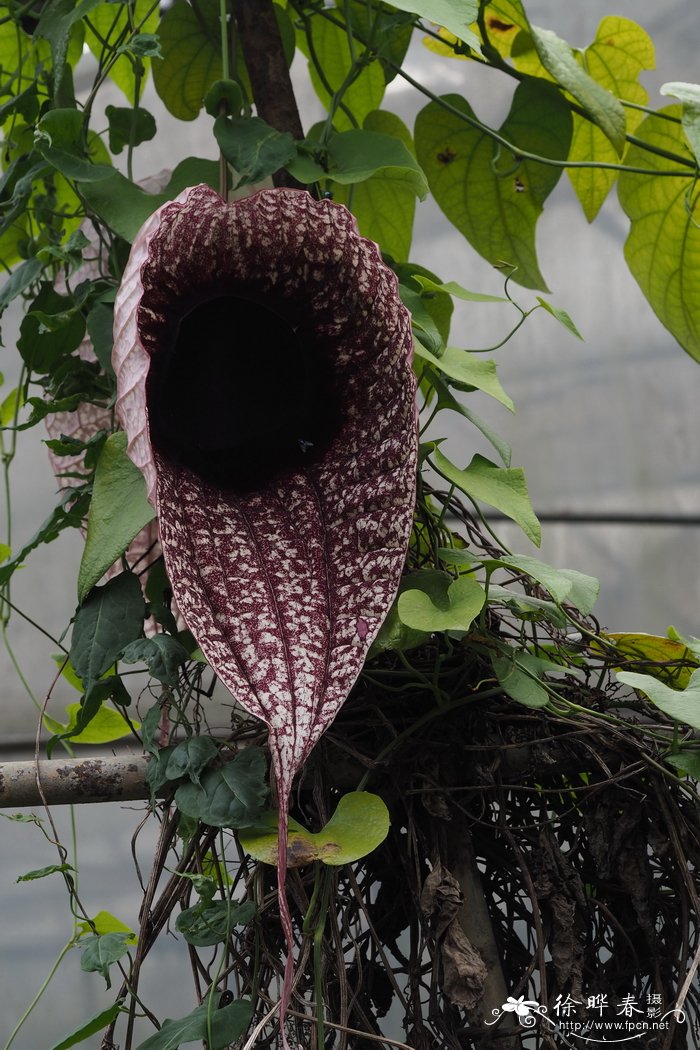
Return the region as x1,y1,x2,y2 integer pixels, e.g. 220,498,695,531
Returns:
0,755,155,808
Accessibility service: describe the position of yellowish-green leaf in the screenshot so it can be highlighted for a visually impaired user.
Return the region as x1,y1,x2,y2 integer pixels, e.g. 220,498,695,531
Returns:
530,24,626,155
661,82,700,165
77,911,136,940
0,542,10,563
153,0,221,121
389,0,479,52
433,449,541,545
617,105,700,363
303,13,385,131
333,110,417,260
600,632,698,689
414,342,514,410
0,386,24,426
85,0,160,104
240,792,390,868
569,17,655,221
398,572,485,633
415,80,572,290
617,668,700,730
52,702,138,744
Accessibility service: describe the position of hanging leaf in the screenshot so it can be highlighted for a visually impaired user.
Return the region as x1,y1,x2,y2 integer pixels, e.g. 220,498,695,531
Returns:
51,702,137,744
388,0,479,51
301,10,385,131
601,632,698,689
493,650,550,708
239,792,390,868
660,82,700,164
49,1002,123,1050
617,106,700,363
121,635,189,686
414,342,514,410
213,116,297,187
152,0,221,120
175,899,256,947
332,110,420,261
105,105,157,155
70,571,145,683
568,18,655,221
133,999,252,1050
78,432,156,601
415,80,572,289
617,668,700,730
529,24,626,155
80,932,132,988
173,748,269,828
433,449,541,545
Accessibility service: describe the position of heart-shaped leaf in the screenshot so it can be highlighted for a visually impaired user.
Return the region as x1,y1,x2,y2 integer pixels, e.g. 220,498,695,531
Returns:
239,792,390,868
398,572,485,633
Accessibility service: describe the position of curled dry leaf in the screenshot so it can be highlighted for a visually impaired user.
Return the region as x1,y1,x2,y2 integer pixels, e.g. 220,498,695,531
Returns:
420,863,488,1010
112,184,418,1031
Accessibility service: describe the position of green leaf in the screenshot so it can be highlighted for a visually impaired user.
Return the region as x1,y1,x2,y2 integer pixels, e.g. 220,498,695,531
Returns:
660,82,700,165
86,302,114,375
302,127,428,198
175,899,256,947
332,110,419,261
81,157,219,242
617,668,700,730
121,635,189,686
36,0,104,104
666,751,700,780
153,0,221,121
400,287,444,354
535,297,583,340
303,12,385,132
369,572,432,655
486,554,599,612
70,571,145,684
17,862,74,882
213,115,296,187
203,79,244,119
17,284,85,373
617,106,700,363
568,18,654,221
0,542,10,563
85,1,160,104
388,0,480,51
35,109,114,182
398,572,485,633
413,276,507,303
529,23,626,155
105,106,157,155
425,373,513,464
165,737,219,785
174,748,268,828
394,262,454,344
433,449,541,545
414,342,514,410
0,257,43,316
134,999,252,1050
415,80,572,289
49,1002,123,1050
0,488,90,587
53,702,137,744
492,650,550,708
486,584,567,628
240,792,390,867
80,932,132,988
78,432,156,601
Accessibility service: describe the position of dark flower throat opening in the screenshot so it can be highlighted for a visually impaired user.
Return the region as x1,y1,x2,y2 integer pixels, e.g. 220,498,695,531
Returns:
147,294,341,491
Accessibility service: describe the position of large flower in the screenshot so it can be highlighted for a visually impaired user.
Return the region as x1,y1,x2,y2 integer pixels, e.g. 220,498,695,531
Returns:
112,184,417,1029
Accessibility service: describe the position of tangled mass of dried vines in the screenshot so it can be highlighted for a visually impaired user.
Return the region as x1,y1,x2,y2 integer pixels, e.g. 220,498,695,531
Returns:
96,482,700,1050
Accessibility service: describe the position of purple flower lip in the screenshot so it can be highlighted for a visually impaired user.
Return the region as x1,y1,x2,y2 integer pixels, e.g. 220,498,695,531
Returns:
113,184,418,1035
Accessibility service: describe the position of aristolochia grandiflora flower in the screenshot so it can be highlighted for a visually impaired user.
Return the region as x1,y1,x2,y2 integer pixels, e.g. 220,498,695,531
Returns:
112,184,417,1033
